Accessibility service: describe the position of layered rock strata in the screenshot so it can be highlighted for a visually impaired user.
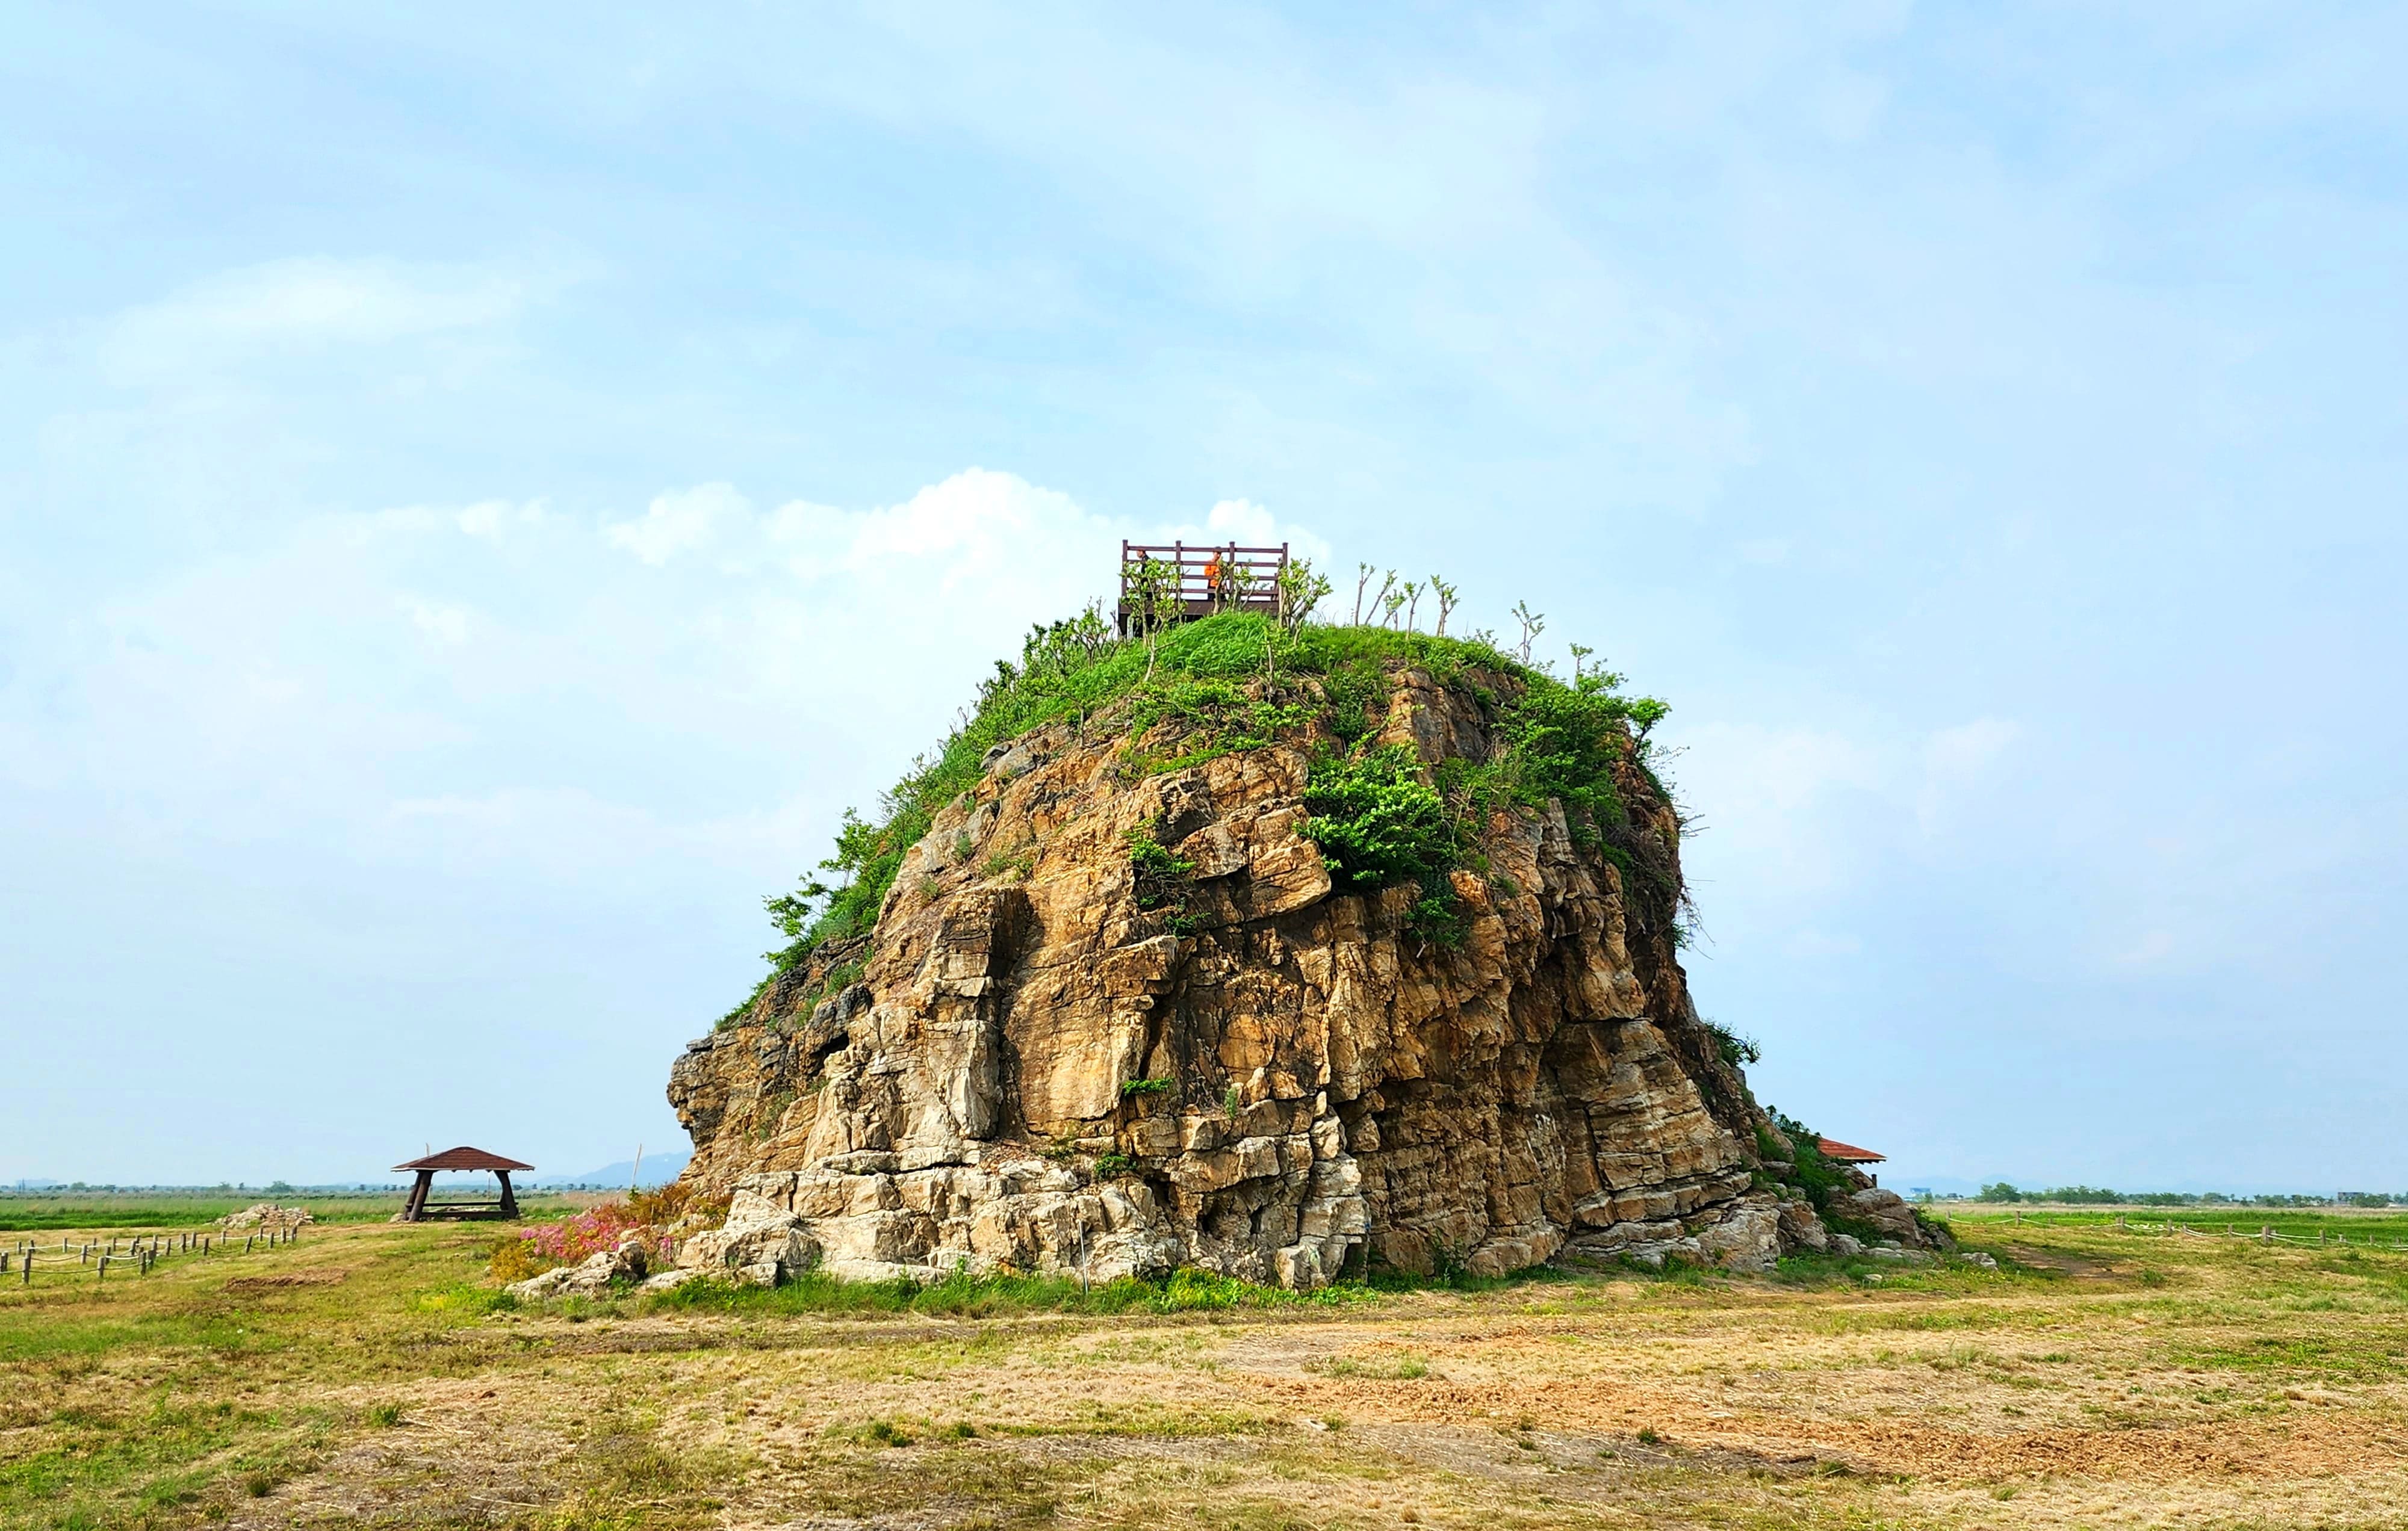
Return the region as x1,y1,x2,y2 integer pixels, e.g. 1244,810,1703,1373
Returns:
668,664,1857,1287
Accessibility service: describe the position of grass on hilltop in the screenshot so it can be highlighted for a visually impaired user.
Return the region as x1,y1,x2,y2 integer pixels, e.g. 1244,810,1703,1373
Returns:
730,604,1680,1025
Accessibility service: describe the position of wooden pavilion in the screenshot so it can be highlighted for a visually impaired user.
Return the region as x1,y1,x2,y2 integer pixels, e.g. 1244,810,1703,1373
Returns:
393,1146,533,1222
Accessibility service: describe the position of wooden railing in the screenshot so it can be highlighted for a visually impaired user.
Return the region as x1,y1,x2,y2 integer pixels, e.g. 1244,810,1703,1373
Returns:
1116,540,1287,633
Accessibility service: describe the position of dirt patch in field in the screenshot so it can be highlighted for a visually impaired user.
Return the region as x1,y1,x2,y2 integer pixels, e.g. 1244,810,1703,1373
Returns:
223,1269,352,1291
1998,1243,2120,1279
1243,1370,2408,1483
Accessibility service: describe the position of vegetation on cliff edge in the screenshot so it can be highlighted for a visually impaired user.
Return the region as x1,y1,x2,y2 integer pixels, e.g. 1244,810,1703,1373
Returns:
727,594,1677,1025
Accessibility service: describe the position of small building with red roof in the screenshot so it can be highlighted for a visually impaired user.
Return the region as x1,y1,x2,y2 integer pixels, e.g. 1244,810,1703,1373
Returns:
1817,1137,1885,1187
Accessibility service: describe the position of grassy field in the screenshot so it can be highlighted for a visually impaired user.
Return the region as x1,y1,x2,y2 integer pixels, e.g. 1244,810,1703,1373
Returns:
5,1208,2408,1529
0,1194,597,1233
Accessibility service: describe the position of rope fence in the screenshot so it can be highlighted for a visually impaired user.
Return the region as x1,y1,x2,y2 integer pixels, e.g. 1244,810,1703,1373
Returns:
2,1222,305,1286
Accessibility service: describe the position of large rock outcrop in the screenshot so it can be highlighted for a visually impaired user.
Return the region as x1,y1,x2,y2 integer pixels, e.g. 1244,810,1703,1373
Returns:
667,660,1837,1286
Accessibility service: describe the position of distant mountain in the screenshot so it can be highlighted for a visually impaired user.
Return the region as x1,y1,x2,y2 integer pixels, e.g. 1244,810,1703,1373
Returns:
536,1152,687,1189
1884,1173,1987,1197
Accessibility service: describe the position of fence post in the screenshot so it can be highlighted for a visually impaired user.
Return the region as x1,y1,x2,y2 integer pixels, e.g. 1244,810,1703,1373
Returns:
98,1255,108,1282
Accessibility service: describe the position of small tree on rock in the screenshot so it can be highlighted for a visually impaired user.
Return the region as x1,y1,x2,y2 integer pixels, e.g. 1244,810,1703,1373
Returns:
1276,557,1332,635
1125,555,1181,679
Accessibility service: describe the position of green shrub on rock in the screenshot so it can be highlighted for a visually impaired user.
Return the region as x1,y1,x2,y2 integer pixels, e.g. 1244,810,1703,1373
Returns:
1301,746,1454,891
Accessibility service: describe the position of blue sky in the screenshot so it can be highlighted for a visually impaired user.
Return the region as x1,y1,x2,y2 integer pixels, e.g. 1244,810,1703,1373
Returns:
4,4,2401,1193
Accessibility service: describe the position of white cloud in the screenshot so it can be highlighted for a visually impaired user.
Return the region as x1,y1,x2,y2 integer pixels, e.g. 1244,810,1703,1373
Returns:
602,472,1337,650
457,499,547,539
96,256,529,383
1672,722,1889,897
10,468,1328,863
1675,713,2032,911
1162,499,1335,571
604,482,750,565
398,596,472,645
765,468,1112,590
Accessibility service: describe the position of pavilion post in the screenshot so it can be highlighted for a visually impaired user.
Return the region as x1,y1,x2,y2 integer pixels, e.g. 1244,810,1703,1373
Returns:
497,1171,519,1220
403,1170,435,1222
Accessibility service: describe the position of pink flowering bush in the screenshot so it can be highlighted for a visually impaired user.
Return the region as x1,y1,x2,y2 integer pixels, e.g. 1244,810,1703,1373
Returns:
489,1201,672,1284
523,1202,654,1262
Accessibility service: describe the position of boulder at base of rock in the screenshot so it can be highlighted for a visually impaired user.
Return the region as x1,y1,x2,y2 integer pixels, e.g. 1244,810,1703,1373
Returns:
1689,1196,1784,1273
1843,1189,1953,1250
672,1205,816,1281
506,1237,651,1301
1777,1197,1828,1253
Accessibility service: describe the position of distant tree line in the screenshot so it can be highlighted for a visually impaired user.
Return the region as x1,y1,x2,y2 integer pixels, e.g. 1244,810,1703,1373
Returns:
1976,1182,2398,1208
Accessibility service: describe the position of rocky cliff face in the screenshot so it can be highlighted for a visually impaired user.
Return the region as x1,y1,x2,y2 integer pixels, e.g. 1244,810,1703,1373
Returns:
667,655,1878,1287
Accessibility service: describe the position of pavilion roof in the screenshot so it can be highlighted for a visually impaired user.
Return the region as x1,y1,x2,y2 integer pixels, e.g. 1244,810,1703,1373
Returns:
393,1146,535,1172
1816,1137,1885,1164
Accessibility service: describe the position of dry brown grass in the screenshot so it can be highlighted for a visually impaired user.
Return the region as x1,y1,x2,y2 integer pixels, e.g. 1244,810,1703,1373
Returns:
5,1211,2407,1527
